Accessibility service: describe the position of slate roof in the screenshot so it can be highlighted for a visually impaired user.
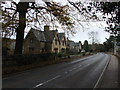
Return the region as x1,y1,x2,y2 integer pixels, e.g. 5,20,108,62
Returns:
74,43,80,47
67,40,75,46
26,28,66,43
26,28,59,43
29,29,46,42
44,30,57,42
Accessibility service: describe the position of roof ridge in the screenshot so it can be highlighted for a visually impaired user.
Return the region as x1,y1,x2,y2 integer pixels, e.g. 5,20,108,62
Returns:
30,28,43,32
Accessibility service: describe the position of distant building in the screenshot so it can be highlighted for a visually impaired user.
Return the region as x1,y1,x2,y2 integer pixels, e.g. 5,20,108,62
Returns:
67,40,82,53
67,40,75,52
73,41,82,53
24,25,67,54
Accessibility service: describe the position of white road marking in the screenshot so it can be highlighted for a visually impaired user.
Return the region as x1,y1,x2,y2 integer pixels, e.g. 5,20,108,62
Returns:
69,67,78,71
68,55,94,64
93,55,111,89
69,69,73,71
78,65,82,67
65,72,68,74
68,65,82,72
33,75,61,88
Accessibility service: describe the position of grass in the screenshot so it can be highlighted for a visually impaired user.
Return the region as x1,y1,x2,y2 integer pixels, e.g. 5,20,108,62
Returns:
3,54,92,77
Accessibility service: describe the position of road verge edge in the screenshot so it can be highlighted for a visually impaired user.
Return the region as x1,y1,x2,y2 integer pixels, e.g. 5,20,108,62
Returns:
93,55,111,89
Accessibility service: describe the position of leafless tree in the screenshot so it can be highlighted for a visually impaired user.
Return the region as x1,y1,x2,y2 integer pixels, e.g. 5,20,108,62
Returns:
88,31,100,44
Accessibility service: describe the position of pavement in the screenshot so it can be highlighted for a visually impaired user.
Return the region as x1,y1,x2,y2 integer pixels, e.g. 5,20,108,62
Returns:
96,55,119,88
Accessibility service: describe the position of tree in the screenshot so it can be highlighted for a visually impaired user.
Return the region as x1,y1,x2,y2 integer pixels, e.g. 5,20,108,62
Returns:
14,2,29,54
95,44,105,52
98,2,120,37
88,31,99,44
67,1,120,40
103,35,114,52
83,40,89,52
1,0,75,54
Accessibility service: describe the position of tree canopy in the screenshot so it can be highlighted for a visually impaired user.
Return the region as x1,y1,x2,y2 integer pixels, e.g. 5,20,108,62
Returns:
68,1,120,36
83,40,89,52
1,0,75,54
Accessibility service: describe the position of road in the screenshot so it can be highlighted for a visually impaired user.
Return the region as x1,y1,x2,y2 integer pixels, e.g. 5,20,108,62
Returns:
3,53,111,89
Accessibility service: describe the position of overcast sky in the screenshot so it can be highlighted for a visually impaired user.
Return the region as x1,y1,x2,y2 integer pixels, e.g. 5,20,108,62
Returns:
69,25,110,44
59,21,110,44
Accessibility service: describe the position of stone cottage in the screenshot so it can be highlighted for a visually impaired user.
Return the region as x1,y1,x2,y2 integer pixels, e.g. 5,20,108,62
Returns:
23,29,46,54
24,25,67,54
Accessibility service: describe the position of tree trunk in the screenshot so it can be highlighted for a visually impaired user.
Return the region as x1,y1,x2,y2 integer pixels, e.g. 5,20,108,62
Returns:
14,2,29,54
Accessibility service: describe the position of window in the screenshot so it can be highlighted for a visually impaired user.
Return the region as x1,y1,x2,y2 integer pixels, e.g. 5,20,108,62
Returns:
42,48,44,53
54,48,58,53
29,47,34,52
68,44,69,47
62,41,64,46
55,39,57,45
64,41,66,46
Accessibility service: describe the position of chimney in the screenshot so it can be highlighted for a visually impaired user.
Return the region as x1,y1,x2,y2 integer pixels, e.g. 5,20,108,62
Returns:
44,25,50,32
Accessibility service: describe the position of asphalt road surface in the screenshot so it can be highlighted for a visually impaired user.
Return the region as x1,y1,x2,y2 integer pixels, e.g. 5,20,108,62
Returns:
3,53,111,89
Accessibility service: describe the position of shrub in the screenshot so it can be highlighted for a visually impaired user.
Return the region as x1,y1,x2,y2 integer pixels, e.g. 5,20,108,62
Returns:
57,53,63,57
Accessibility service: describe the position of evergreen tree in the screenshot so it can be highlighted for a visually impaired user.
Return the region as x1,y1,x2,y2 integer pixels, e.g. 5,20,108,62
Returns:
83,40,89,52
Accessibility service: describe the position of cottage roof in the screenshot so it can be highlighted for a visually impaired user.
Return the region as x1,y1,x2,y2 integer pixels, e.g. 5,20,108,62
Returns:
30,29,46,42
74,43,80,46
26,28,62,43
67,40,75,46
68,40,74,43
44,30,58,42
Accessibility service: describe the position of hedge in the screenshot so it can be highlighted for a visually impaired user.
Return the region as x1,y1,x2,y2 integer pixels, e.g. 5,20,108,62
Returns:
2,53,56,67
